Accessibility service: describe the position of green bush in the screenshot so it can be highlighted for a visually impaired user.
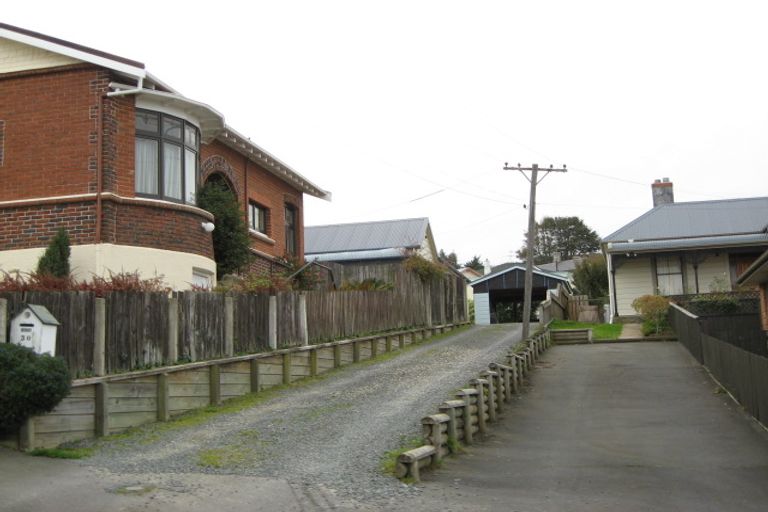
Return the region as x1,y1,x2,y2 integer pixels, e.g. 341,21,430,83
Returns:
0,343,71,433
404,254,445,282
198,181,252,279
631,294,670,335
36,228,71,277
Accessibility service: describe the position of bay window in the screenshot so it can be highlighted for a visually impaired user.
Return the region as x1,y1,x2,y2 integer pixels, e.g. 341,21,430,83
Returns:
135,109,199,204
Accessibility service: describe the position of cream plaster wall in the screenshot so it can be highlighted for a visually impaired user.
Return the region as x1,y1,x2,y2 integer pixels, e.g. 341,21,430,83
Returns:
0,244,216,290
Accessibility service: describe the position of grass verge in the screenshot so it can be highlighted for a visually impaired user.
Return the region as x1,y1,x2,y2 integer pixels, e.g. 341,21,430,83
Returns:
28,447,94,459
549,320,623,340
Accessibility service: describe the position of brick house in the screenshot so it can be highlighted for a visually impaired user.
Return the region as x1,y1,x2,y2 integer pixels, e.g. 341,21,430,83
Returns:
0,24,330,289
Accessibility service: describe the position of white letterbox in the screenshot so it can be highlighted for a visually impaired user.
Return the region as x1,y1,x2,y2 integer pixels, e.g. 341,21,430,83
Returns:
10,304,60,355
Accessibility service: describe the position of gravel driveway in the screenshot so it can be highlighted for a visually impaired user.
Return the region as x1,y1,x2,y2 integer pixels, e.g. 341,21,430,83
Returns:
80,324,523,509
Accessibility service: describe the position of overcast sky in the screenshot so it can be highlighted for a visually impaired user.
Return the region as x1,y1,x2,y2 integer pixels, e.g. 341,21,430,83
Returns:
6,1,768,266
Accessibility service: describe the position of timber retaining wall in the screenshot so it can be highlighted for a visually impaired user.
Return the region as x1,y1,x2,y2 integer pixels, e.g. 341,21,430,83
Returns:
6,323,468,450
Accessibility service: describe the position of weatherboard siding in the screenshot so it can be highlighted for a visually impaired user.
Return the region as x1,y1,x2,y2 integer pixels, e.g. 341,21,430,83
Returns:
0,37,79,74
615,256,654,316
475,293,490,325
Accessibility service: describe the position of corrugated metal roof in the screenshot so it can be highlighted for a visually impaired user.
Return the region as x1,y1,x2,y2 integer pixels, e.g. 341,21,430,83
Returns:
606,233,768,253
305,218,429,254
603,197,768,243
310,248,406,262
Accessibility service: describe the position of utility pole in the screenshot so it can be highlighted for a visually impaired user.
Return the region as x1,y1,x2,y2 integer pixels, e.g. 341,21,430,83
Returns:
503,163,567,340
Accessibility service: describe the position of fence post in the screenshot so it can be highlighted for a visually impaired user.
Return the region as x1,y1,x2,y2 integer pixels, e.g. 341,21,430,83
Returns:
250,359,260,392
224,296,234,357
309,348,318,377
425,285,433,327
94,297,106,377
157,373,170,421
298,293,308,346
268,295,278,350
282,353,292,385
210,364,221,405
167,296,178,364
95,382,109,437
0,298,7,343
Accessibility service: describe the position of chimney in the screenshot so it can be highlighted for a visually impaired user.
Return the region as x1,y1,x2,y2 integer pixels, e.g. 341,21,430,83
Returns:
652,178,674,207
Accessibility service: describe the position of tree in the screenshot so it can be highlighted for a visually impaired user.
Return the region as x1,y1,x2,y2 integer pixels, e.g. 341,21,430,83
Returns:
515,216,600,264
572,254,609,299
36,228,71,277
463,255,484,273
438,249,459,268
197,181,252,279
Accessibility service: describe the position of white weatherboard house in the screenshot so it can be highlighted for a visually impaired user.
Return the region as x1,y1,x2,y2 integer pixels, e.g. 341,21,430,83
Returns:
602,179,768,320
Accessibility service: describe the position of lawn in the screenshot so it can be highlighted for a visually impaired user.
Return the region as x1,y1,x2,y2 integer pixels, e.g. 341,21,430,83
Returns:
549,320,623,340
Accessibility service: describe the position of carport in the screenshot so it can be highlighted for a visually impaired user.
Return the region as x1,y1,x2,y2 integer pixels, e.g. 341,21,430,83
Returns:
472,265,571,324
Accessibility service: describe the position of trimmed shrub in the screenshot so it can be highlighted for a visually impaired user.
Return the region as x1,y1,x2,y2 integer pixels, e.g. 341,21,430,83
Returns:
36,228,71,277
0,343,71,434
631,294,670,335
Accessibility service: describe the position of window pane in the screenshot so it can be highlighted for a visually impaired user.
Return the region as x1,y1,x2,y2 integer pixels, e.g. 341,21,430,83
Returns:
285,206,296,255
185,149,197,205
163,117,182,140
185,125,198,148
135,138,158,194
136,111,159,133
163,143,182,200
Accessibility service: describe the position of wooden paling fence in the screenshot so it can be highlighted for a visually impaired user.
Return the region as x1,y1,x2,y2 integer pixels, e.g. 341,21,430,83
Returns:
0,270,467,377
395,329,552,482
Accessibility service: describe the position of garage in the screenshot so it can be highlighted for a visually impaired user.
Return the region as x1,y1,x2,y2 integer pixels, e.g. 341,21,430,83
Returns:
472,265,572,325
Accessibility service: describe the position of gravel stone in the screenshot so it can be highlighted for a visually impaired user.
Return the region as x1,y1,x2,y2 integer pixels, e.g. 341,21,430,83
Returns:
80,324,523,508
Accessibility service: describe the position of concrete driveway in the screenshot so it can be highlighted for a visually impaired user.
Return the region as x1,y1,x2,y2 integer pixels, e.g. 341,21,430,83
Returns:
408,342,768,512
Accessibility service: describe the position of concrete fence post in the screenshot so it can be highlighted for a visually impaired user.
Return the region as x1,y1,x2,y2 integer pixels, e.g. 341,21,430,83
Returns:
480,372,497,422
298,293,308,346
94,297,106,377
167,296,178,364
0,298,7,343
455,389,476,445
268,295,278,350
309,348,318,377
224,295,234,357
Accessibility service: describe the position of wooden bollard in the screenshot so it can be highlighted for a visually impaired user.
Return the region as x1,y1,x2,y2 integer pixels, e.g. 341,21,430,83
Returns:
470,378,488,434
455,388,478,444
480,371,498,422
396,445,436,483
492,363,513,402
439,400,462,449
422,413,450,463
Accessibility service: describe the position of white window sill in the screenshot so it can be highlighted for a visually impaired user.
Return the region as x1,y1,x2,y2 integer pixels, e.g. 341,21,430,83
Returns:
249,229,276,245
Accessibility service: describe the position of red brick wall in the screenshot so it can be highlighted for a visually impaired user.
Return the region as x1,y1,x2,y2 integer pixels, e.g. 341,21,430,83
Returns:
0,65,106,200
0,198,97,250
201,141,305,261
102,198,213,259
